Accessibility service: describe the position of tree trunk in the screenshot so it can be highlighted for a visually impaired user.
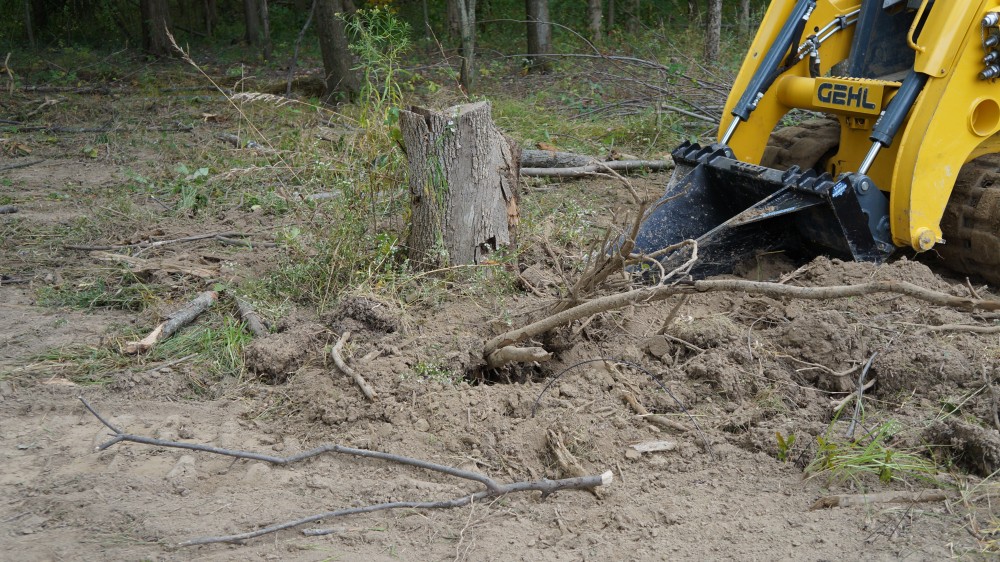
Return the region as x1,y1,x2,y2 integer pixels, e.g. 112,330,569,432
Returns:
739,0,751,35
400,102,520,268
244,0,261,45
525,0,551,73
24,0,34,47
587,0,602,41
457,0,477,92
704,0,721,62
204,0,216,36
626,0,639,33
607,0,614,34
315,0,359,100
447,0,461,38
140,0,173,57
260,0,272,59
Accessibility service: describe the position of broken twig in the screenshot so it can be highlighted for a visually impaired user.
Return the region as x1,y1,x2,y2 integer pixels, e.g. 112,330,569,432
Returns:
331,331,377,400
79,397,611,546
124,290,217,354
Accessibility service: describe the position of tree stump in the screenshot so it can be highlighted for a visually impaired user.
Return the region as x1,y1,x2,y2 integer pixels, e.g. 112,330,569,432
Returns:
400,102,520,268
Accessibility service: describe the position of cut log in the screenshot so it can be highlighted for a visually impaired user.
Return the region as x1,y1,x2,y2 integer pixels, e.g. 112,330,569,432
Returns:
400,102,520,268
125,290,217,354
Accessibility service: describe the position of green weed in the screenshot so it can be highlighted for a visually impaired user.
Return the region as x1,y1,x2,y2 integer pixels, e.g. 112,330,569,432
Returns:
775,431,796,462
805,420,938,485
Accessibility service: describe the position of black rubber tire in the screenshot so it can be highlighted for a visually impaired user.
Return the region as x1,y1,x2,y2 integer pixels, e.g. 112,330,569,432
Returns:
937,155,1000,285
759,117,841,172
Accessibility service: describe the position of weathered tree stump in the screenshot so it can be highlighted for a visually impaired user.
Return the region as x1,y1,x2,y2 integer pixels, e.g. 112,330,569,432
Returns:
400,102,520,268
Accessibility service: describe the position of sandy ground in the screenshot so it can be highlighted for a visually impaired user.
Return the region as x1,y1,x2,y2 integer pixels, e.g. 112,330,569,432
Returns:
3,88,1000,561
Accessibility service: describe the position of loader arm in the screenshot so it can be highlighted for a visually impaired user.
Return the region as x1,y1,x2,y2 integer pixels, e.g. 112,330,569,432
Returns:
634,0,1000,279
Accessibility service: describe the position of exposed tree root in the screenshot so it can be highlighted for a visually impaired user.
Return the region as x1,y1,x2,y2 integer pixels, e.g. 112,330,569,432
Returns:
484,280,1000,358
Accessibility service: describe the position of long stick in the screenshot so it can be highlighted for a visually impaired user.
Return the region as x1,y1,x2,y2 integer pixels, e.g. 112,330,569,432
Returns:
78,398,611,546
483,279,1000,357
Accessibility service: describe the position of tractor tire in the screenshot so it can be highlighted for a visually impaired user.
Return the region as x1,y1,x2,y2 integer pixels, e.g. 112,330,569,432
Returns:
759,117,841,172
938,155,1000,285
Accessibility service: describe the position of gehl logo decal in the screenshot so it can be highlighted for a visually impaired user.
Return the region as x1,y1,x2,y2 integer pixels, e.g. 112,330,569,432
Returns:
817,83,876,110
813,78,886,115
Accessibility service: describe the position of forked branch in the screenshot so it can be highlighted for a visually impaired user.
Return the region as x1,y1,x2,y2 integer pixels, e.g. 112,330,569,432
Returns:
79,398,611,547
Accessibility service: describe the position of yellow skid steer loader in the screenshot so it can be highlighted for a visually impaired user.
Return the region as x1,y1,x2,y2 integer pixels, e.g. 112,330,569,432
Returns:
636,0,1000,283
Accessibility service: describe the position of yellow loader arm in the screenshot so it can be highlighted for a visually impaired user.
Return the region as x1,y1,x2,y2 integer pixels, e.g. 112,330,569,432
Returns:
634,0,1000,280
721,0,1000,252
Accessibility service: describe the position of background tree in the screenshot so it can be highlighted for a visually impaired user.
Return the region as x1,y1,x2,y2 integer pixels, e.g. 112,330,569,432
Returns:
140,0,173,57
456,0,476,92
587,0,602,41
316,0,359,100
525,0,551,73
704,0,721,61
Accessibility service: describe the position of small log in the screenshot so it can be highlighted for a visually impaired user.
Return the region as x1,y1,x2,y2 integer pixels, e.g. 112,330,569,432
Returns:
0,205,19,214
520,149,597,168
124,291,218,354
520,160,673,177
234,296,269,337
486,345,552,368
331,331,377,401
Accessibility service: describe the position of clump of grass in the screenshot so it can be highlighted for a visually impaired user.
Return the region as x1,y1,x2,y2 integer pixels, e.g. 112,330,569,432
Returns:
37,273,158,311
4,311,252,387
806,419,939,485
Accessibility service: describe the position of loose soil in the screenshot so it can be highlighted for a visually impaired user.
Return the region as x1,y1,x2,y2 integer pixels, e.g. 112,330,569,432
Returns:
3,71,1000,561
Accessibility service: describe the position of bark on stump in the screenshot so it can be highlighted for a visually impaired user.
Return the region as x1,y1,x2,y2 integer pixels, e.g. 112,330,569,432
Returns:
400,102,520,269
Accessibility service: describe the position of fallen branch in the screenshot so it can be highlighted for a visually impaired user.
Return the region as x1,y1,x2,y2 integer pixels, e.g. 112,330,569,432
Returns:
91,251,218,280
10,124,112,133
331,331,377,401
233,296,269,337
64,231,257,251
811,489,955,510
917,323,1000,335
521,160,672,177
124,290,217,354
79,397,611,546
0,205,18,214
484,279,1000,357
214,235,277,248
486,345,552,368
0,275,31,285
520,149,598,168
0,158,44,172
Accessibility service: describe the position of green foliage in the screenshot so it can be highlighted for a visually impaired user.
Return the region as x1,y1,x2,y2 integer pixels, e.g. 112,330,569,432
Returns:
345,7,411,124
775,431,796,462
37,274,155,312
806,420,938,485
410,361,459,385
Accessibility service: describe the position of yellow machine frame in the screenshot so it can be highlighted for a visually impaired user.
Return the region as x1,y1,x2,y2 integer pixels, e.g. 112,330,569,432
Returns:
718,0,1000,252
